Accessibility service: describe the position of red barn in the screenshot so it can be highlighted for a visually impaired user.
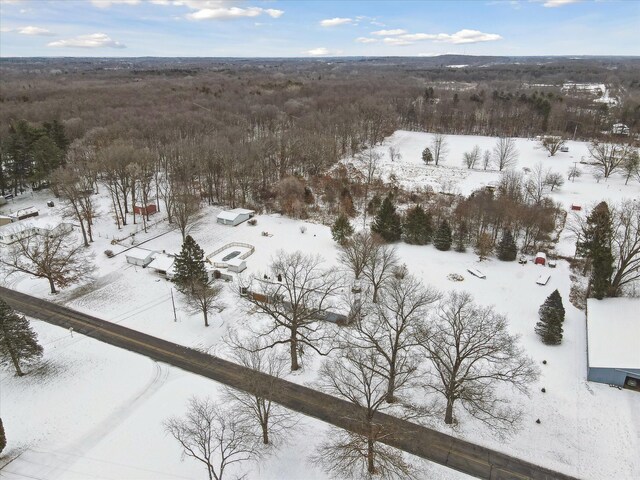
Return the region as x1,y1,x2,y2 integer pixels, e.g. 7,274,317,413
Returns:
133,204,157,215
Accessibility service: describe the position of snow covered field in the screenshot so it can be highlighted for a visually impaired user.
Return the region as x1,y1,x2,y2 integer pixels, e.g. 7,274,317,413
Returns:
1,130,638,479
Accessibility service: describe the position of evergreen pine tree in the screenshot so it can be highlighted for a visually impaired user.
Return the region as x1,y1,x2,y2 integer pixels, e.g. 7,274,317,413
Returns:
453,221,467,252
434,220,452,251
497,230,518,261
0,299,44,376
422,147,433,165
535,290,565,345
0,417,6,454
370,194,402,242
331,213,354,244
173,235,208,293
578,202,614,299
403,205,430,245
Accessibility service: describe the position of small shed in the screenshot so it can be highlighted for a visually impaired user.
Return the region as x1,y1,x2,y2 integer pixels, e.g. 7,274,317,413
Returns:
125,248,155,267
0,215,13,227
216,208,255,227
227,257,247,273
147,253,175,277
534,252,547,266
571,204,582,211
587,298,640,388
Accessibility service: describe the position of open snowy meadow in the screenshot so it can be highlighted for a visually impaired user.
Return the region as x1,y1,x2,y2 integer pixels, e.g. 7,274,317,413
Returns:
1,130,638,479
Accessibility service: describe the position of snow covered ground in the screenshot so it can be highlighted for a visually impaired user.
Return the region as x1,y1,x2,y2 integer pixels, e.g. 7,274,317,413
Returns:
0,319,464,480
1,130,638,479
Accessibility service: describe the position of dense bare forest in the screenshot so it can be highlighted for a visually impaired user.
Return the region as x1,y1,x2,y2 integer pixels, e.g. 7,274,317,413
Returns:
1,55,639,213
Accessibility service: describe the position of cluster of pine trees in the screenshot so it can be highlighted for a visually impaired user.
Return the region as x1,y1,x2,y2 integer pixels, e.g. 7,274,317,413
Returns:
333,193,530,264
1,119,69,195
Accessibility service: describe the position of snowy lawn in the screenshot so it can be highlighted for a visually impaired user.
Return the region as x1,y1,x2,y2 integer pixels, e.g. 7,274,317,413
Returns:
0,319,466,480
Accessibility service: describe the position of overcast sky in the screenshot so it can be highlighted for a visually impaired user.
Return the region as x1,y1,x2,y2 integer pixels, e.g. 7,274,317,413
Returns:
0,0,638,57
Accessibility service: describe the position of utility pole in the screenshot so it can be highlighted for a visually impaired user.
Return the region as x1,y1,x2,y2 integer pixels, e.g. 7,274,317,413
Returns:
170,288,177,322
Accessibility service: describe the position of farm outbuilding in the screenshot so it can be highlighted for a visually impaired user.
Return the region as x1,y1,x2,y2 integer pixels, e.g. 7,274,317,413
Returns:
586,298,640,389
125,248,155,267
147,253,175,277
133,204,157,216
216,208,255,226
227,257,247,273
535,252,547,265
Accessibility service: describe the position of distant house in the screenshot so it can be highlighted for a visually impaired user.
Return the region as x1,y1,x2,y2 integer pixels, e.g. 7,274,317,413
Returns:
125,248,155,267
586,298,640,388
534,252,547,266
216,208,255,226
611,123,630,136
0,222,73,246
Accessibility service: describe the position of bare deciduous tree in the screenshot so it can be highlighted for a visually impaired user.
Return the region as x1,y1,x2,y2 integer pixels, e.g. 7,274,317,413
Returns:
223,333,297,445
539,135,566,156
524,162,552,205
493,137,518,171
387,145,401,162
417,291,538,434
462,145,481,169
173,190,200,242
51,162,97,247
610,201,640,296
0,228,93,294
338,231,377,281
239,251,343,371
431,133,448,166
356,148,382,227
165,397,259,480
183,281,222,327
567,164,581,182
588,141,635,179
313,346,414,479
482,149,492,170
361,240,398,303
353,274,439,403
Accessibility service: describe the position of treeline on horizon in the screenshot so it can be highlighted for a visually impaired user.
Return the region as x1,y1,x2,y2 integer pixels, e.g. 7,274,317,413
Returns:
0,56,638,208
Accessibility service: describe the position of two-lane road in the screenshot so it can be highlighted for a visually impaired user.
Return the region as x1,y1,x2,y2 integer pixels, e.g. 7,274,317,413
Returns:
0,286,576,480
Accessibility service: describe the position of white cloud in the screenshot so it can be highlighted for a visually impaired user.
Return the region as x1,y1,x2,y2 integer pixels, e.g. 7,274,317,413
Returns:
18,26,55,36
90,0,140,7
319,17,352,27
383,37,414,46
401,33,437,41
432,29,502,44
187,6,283,20
355,37,377,44
305,47,330,56
372,29,407,36
542,0,580,7
47,33,126,49
265,8,284,18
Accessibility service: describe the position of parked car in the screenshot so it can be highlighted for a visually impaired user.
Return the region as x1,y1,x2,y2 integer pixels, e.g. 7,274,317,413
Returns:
560,146,569,152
